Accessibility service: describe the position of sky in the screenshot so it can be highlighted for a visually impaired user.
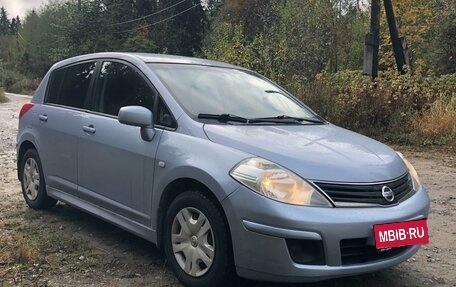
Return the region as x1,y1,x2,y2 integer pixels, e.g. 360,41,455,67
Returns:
0,0,370,20
359,0,370,11
0,0,45,19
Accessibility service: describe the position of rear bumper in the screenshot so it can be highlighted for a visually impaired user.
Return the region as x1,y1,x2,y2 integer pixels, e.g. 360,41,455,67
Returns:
221,185,430,282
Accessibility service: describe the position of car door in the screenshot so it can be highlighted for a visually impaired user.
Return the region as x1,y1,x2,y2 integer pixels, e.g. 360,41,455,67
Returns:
37,61,97,197
77,60,163,226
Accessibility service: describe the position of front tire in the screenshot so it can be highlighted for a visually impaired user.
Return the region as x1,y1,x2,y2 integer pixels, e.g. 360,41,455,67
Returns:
163,191,232,287
20,149,57,209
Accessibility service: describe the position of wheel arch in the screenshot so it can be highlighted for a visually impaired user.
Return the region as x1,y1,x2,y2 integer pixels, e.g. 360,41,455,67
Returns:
156,177,233,252
17,140,37,180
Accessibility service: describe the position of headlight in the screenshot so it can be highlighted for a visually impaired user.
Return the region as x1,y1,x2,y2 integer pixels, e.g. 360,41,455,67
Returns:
397,152,422,191
230,157,332,206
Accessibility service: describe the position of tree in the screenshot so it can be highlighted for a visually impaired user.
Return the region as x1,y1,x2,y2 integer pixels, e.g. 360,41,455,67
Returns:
378,0,435,72
122,20,158,52
213,0,275,41
9,17,17,35
153,0,207,55
0,7,10,35
327,0,370,72
437,17,456,74
203,0,334,81
431,0,456,74
16,16,21,30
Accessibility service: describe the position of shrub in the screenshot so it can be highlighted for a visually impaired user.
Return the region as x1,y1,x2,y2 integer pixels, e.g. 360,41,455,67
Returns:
9,77,40,95
1,69,27,91
411,97,456,145
291,70,456,146
0,69,40,95
0,86,8,103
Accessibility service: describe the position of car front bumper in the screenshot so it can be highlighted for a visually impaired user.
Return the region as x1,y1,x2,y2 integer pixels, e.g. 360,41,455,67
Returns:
221,185,430,282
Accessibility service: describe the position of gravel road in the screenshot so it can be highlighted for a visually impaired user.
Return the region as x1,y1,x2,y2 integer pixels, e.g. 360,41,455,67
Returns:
0,93,455,286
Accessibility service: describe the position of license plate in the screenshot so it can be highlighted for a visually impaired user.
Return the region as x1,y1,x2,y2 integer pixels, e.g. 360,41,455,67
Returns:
373,219,429,249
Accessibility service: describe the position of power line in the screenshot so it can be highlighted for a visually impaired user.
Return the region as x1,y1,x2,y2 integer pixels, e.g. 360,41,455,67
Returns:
114,3,201,34
47,1,197,34
18,2,201,45
45,0,189,30
108,0,187,27
17,32,42,48
18,32,65,48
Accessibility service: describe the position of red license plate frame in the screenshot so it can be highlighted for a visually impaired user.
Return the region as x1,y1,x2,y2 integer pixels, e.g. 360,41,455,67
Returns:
373,219,429,249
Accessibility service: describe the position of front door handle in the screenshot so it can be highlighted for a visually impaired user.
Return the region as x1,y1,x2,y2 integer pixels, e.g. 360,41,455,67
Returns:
38,114,48,122
82,125,96,134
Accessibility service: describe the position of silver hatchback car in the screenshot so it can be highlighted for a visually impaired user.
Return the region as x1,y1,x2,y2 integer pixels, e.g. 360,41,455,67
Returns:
17,53,430,286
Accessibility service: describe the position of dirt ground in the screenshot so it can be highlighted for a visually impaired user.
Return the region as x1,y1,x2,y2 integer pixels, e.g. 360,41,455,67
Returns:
0,93,455,287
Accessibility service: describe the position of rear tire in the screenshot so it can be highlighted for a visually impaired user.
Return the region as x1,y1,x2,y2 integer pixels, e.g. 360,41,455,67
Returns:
20,149,57,209
163,190,232,287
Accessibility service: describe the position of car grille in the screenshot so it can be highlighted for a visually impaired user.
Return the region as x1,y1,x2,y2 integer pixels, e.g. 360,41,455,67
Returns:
340,238,410,265
313,172,413,206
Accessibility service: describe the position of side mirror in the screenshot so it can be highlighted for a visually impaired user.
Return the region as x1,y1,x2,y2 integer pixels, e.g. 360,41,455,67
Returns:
118,106,155,141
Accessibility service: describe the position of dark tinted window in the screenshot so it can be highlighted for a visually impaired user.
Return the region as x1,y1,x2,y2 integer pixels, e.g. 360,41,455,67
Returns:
95,61,156,116
157,97,176,128
46,62,96,109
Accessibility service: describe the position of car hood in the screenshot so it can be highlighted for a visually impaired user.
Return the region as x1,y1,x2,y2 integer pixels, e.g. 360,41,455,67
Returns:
203,124,407,183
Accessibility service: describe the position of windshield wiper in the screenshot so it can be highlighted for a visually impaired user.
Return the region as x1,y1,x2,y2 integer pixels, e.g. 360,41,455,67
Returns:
250,115,324,124
265,90,286,95
198,113,324,125
198,113,249,123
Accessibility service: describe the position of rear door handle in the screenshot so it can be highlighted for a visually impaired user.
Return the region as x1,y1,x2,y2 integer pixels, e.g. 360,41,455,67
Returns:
82,125,96,134
38,114,48,122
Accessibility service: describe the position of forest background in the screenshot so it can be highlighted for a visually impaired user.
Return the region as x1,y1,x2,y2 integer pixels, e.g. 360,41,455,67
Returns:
0,0,455,145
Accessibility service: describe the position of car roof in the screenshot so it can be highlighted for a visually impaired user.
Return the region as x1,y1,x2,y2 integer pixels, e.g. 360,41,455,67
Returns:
51,52,242,70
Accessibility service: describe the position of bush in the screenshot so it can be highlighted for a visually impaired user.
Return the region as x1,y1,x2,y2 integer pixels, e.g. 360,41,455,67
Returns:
9,77,41,95
0,86,8,103
291,70,456,146
411,97,456,145
1,69,40,95
1,69,27,91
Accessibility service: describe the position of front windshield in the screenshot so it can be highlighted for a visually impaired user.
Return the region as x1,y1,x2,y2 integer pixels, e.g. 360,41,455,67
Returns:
149,64,316,120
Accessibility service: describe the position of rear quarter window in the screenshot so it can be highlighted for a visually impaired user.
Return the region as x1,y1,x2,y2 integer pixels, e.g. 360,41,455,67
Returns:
46,61,97,109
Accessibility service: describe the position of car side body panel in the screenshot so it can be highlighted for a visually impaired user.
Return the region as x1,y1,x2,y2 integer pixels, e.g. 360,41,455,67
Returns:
78,114,163,226
20,104,82,197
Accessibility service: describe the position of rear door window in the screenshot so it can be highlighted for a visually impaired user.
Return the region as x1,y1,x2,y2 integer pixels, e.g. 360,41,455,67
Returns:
46,61,97,109
94,61,157,116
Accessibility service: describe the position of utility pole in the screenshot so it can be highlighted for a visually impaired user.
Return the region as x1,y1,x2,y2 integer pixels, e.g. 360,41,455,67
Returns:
384,0,407,73
363,0,410,78
363,0,380,78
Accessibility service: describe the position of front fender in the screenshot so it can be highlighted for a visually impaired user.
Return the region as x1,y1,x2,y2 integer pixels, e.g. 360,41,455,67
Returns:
151,130,251,231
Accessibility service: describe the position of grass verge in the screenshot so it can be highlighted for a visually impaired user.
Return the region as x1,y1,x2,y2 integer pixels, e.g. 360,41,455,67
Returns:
0,207,102,286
